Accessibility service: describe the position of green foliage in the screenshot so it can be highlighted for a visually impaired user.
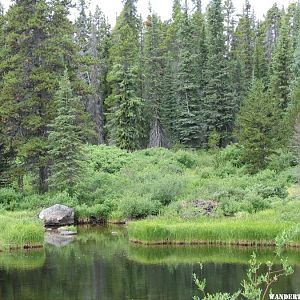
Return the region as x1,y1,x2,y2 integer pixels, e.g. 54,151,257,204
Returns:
85,145,131,173
0,188,22,210
0,0,82,193
48,70,85,193
119,195,161,219
128,211,300,245
75,203,112,220
237,80,282,172
0,211,44,251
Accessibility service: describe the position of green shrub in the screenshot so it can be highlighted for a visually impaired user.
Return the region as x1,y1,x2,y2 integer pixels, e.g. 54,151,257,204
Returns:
215,144,243,168
0,188,22,210
267,149,297,172
279,200,300,223
244,192,271,213
118,195,161,219
253,184,288,199
85,145,131,173
75,202,112,220
175,150,197,168
148,175,184,205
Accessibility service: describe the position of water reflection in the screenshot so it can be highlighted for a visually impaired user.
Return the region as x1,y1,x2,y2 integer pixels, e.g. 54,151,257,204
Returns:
0,226,299,300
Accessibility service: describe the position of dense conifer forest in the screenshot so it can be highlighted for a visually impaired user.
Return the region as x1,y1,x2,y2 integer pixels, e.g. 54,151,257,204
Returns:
0,0,299,207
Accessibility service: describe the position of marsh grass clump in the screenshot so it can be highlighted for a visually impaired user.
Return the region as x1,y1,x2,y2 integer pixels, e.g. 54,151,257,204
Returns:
0,211,44,251
127,211,300,246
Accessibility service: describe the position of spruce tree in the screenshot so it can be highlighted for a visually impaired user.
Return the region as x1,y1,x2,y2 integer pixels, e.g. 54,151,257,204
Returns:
176,1,202,147
144,12,167,147
237,80,281,172
232,0,255,94
263,4,283,65
160,0,183,144
87,7,111,144
269,15,293,110
0,0,82,192
106,0,144,150
203,0,236,146
48,70,84,193
253,23,268,84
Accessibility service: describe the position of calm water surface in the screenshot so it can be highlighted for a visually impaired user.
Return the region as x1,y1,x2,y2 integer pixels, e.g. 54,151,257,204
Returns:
0,226,299,300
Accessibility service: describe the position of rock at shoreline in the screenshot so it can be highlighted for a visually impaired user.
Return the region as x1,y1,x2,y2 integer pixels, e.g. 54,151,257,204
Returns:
39,204,74,226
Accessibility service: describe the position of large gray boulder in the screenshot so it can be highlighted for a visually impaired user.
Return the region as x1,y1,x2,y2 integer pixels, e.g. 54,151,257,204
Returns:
39,204,74,226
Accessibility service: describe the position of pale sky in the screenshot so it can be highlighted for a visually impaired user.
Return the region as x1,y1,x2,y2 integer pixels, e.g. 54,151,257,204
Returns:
1,0,297,25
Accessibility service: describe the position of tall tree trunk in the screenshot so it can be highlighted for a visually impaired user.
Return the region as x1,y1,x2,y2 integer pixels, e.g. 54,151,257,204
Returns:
39,166,48,193
149,118,166,148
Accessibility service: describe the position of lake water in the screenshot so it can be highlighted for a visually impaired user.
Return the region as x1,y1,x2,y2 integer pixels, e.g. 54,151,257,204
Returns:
0,226,299,300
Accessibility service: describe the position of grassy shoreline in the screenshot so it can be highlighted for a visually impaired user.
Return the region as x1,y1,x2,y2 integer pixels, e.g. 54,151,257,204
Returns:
127,211,300,247
0,211,44,251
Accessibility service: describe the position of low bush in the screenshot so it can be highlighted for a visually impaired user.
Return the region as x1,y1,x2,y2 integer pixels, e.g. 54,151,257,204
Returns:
118,195,161,219
0,188,22,210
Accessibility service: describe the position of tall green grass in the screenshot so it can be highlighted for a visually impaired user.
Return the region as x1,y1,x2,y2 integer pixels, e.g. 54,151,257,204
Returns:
0,211,44,250
128,211,300,246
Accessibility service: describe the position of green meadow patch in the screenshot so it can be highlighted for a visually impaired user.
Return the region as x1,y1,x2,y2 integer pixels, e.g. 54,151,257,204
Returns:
127,211,300,246
0,211,44,251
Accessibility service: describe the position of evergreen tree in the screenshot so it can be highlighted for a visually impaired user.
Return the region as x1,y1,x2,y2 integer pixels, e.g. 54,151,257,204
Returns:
0,0,81,192
160,0,183,144
253,23,268,84
88,7,111,144
106,0,144,150
48,70,84,193
263,4,283,65
203,0,236,146
269,15,293,110
144,12,167,147
237,80,281,172
175,1,202,147
232,0,255,94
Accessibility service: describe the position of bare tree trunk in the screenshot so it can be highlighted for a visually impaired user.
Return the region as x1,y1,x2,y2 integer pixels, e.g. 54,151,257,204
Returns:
149,118,166,148
39,166,48,193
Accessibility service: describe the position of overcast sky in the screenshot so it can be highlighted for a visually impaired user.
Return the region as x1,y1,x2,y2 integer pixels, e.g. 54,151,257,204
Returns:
1,0,297,25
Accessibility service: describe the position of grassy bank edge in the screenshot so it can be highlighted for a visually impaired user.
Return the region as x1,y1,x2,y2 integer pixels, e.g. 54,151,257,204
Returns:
127,214,300,247
0,211,45,251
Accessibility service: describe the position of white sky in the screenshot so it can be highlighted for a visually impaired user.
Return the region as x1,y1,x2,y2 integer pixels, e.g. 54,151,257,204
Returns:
1,0,297,25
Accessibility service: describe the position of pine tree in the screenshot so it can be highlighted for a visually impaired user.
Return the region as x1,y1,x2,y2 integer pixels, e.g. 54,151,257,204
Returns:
75,0,91,55
175,1,202,147
237,80,281,172
48,70,84,193
144,12,167,147
88,7,111,144
233,1,255,85
160,0,183,144
269,14,293,110
263,4,283,65
203,0,236,146
253,23,268,84
0,0,82,192
106,0,144,150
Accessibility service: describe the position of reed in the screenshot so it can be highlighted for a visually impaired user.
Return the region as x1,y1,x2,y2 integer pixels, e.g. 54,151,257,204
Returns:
0,211,44,251
127,212,300,246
